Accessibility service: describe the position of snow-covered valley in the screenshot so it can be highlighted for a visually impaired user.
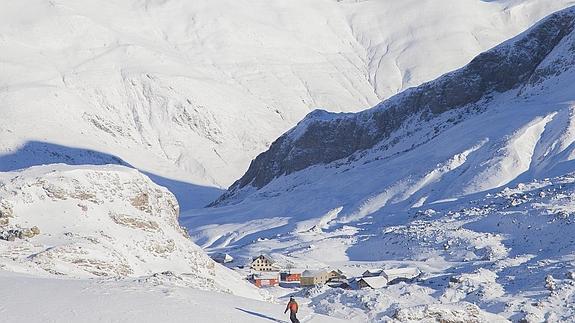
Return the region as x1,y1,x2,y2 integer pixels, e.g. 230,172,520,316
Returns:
2,1,575,322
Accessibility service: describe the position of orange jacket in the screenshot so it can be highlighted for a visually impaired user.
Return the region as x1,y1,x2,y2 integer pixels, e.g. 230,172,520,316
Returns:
285,300,298,313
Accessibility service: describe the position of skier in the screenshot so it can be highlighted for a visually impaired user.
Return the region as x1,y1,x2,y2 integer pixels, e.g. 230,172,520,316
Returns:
284,296,300,323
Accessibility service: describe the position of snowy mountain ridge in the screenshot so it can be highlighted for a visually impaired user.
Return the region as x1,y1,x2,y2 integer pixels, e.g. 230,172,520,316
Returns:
190,5,575,249
216,5,575,203
1,0,573,210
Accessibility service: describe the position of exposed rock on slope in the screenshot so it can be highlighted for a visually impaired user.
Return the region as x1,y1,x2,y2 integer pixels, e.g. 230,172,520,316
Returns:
0,164,261,299
218,6,575,202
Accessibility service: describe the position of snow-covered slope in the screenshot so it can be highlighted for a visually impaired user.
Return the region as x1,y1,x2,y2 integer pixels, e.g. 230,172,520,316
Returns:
1,0,573,210
183,6,575,321
0,271,344,323
0,164,261,300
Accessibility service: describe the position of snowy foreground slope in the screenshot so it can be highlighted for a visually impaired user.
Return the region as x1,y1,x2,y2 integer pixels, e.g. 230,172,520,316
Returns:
1,0,573,210
0,271,343,323
183,6,575,322
0,165,342,322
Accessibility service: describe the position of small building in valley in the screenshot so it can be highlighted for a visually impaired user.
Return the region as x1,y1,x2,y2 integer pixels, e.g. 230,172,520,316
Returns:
358,276,388,289
328,280,352,290
251,272,280,288
327,269,346,282
300,270,330,286
250,255,281,272
381,267,421,284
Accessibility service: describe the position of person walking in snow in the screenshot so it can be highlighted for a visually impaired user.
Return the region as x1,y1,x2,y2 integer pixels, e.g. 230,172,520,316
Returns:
284,296,300,323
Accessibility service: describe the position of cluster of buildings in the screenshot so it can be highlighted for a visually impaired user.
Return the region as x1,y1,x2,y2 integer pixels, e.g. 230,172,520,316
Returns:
246,255,346,288
212,253,421,290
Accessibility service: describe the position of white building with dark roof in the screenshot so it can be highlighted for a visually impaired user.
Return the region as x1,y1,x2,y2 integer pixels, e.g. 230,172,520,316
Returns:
250,255,281,271
358,276,388,289
362,269,383,277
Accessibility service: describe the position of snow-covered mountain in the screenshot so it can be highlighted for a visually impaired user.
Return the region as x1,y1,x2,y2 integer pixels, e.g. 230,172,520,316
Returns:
217,5,575,200
183,6,575,321
1,0,573,210
3,1,575,322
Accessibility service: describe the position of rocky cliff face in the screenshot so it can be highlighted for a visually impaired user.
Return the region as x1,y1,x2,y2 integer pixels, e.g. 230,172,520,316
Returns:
215,7,575,204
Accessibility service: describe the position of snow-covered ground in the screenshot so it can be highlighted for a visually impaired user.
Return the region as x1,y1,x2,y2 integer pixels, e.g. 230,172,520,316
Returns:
183,164,575,321
0,270,344,323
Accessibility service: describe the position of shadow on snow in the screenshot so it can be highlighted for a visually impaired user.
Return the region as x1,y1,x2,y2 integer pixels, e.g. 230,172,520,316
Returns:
0,141,223,211
235,308,287,323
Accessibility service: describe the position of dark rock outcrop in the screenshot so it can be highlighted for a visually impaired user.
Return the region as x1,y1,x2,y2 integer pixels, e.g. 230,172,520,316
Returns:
0,226,40,241
213,6,575,205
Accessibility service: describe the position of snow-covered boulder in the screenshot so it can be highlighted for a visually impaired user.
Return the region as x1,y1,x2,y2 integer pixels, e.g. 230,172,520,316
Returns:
0,164,261,299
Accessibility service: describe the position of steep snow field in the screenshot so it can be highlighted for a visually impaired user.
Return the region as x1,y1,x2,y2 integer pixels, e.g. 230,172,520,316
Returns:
339,0,575,99
1,0,573,210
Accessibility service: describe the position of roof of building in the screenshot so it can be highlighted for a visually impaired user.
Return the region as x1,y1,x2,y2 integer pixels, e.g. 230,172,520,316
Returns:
253,272,280,280
359,276,388,289
362,269,384,276
281,268,306,273
301,270,327,278
381,267,421,279
281,272,302,276
328,278,351,285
